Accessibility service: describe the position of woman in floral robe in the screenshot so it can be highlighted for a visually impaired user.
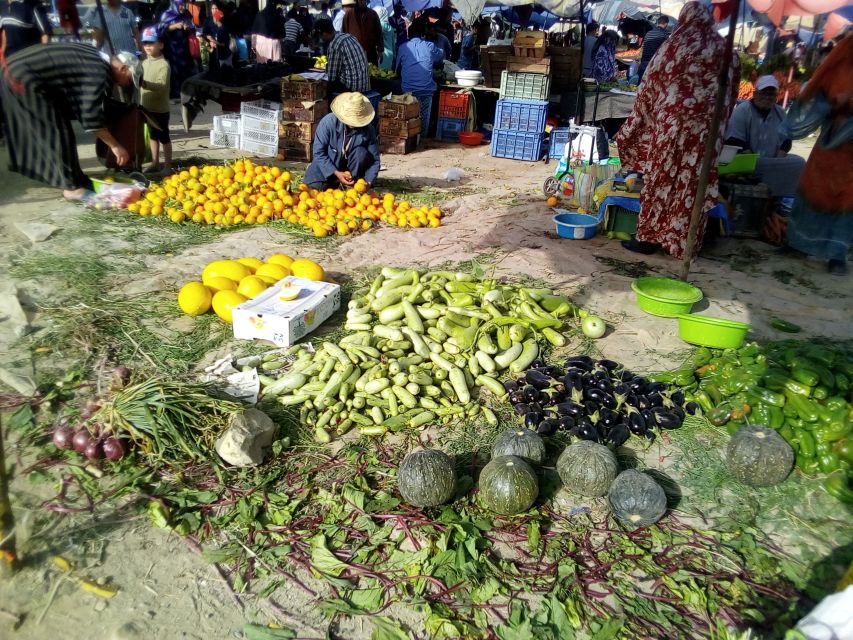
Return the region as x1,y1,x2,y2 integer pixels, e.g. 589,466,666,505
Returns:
614,2,740,259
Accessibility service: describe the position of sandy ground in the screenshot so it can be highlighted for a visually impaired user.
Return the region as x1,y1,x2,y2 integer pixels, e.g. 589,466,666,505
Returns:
0,102,850,639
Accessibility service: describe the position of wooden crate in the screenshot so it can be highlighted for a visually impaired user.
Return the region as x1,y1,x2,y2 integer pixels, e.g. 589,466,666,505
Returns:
379,116,421,138
278,120,318,142
506,56,551,75
379,98,420,121
278,139,313,162
512,30,546,59
547,47,582,89
380,136,417,155
280,76,327,101
481,45,513,88
281,99,328,123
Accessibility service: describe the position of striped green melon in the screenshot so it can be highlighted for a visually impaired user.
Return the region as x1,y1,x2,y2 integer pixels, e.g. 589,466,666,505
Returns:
607,469,667,529
492,428,546,465
397,449,457,507
727,425,793,487
556,441,618,497
478,455,539,515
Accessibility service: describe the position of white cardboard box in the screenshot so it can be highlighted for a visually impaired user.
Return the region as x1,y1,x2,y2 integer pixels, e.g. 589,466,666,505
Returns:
231,276,340,347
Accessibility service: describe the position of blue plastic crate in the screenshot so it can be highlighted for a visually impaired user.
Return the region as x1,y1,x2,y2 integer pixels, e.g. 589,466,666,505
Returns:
490,129,544,161
494,99,548,134
437,116,466,141
548,127,571,159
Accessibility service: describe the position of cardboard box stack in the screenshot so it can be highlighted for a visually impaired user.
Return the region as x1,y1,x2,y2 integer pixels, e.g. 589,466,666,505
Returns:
279,75,328,162
378,95,421,155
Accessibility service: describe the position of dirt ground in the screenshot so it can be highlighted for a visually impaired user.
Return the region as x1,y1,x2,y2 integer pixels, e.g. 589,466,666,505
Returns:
0,102,850,639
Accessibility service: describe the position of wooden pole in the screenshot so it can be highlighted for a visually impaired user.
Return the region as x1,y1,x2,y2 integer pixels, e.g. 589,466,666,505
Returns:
0,417,18,577
678,0,740,281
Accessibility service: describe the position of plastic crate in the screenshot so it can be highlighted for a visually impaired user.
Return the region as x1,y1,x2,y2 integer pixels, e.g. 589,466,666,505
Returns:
490,129,544,161
239,137,278,157
241,113,279,133
240,99,281,123
494,99,548,134
242,126,279,145
436,116,466,141
603,205,638,235
438,90,470,119
213,114,242,134
209,130,240,148
548,127,571,159
500,71,551,100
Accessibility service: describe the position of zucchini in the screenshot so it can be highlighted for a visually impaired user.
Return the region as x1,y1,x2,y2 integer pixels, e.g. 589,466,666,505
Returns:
448,367,471,404
475,350,497,374
378,304,405,324
373,325,405,341
476,374,506,397
402,300,425,334
494,343,523,369
509,339,539,373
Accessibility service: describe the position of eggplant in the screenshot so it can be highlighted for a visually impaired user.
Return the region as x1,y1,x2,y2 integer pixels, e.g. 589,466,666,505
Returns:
528,402,544,414
583,400,600,415
637,395,651,411
538,365,562,378
525,370,552,390
651,407,682,429
524,411,544,429
671,405,685,420
616,369,634,382
584,387,606,403
522,385,540,403
629,378,647,394
641,409,655,426
596,378,613,393
647,381,668,394
592,369,609,382
555,402,583,418
530,358,545,369
508,390,526,405
684,401,701,416
597,359,620,371
670,390,685,406
576,420,599,442
565,355,594,368
645,430,657,442
600,408,617,427
536,418,559,436
503,379,519,393
628,412,648,436
607,423,630,447
600,394,617,410
613,383,629,396
625,393,639,408
562,374,583,392
647,392,664,408
514,403,530,415
557,415,576,431
541,391,563,407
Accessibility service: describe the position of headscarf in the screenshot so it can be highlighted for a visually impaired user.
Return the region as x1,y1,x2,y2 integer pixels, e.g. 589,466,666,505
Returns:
161,0,188,24
592,30,617,83
253,0,284,38
374,6,389,25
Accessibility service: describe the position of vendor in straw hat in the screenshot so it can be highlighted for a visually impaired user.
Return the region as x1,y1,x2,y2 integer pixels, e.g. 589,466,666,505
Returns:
304,92,381,190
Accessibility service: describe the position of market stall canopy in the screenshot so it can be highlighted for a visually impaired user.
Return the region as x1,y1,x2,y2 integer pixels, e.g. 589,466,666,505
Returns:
454,0,587,24
746,0,851,26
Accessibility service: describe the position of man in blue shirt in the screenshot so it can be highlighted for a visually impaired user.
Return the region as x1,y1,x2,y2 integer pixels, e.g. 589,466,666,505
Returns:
396,20,444,138
304,92,381,190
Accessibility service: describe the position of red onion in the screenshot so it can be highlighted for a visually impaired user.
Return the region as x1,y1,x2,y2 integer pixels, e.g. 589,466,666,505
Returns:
72,428,93,453
53,426,74,450
84,441,104,461
102,437,126,461
79,397,102,420
110,366,132,390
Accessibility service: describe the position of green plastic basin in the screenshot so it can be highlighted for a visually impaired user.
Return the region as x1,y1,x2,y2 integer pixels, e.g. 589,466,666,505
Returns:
631,277,703,317
678,314,750,349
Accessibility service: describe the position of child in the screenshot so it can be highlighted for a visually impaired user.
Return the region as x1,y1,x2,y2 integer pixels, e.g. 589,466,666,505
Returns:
140,26,173,174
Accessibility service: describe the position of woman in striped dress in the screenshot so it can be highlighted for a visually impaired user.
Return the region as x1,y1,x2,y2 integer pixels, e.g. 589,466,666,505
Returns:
1,42,138,199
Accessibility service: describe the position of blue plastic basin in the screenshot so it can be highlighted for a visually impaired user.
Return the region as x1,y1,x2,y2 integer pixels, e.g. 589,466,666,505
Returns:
553,211,599,240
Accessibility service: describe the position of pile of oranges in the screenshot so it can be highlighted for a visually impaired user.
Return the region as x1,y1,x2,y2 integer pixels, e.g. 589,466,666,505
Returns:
125,160,444,237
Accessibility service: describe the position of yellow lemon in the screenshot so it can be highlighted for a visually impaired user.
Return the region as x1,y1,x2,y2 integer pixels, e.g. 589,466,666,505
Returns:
236,257,264,273
202,260,251,283
278,283,301,301
177,281,212,316
289,258,325,282
203,276,238,293
211,290,247,324
255,263,290,282
237,275,269,299
266,253,295,269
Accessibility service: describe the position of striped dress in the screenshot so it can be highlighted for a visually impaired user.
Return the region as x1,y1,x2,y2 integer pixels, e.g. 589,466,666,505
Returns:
1,43,112,189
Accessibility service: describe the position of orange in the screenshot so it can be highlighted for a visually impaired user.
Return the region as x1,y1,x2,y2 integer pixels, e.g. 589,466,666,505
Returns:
546,196,559,207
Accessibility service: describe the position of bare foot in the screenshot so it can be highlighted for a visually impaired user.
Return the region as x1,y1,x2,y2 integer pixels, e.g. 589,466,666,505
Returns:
63,188,88,200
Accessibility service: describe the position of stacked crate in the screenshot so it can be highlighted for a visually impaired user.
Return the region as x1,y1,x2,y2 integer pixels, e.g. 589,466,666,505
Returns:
210,113,242,149
378,97,420,155
239,100,281,157
279,76,328,162
435,90,471,142
547,46,582,91
480,44,513,88
490,71,550,161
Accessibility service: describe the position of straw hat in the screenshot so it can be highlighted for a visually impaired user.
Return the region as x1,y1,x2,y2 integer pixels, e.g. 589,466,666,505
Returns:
330,92,375,128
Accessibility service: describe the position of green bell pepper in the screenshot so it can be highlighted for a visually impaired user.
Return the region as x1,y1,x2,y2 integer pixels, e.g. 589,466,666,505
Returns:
832,439,853,464
823,473,853,503
768,405,785,429
796,454,819,475
785,392,819,422
797,430,817,458
818,453,842,474
750,401,772,427
813,385,830,401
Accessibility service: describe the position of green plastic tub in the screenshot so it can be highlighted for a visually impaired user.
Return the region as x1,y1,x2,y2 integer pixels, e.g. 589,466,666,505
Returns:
677,314,750,349
718,153,759,176
631,277,703,317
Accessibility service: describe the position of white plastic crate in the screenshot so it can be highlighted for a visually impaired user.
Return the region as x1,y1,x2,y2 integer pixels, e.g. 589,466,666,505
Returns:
239,137,278,158
241,126,278,145
213,114,242,134
240,99,281,123
241,113,278,133
209,130,240,148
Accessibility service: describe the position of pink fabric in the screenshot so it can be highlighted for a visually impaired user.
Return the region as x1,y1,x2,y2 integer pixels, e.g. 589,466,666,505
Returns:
615,2,740,260
747,0,850,26
252,34,281,63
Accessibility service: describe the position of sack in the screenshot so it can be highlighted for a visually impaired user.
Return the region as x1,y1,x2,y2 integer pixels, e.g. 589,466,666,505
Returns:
566,124,609,163
188,32,201,60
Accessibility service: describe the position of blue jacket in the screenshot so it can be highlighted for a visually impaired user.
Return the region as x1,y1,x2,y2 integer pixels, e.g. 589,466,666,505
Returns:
303,112,381,186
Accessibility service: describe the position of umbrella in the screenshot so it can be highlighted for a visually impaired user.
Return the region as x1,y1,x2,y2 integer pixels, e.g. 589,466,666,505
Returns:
746,0,851,26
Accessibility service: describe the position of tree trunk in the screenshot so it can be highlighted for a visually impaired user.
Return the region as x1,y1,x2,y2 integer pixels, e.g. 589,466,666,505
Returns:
0,419,18,577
